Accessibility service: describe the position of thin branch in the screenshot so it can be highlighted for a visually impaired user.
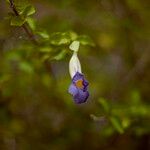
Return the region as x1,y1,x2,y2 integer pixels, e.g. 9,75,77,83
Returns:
9,0,38,45
8,0,56,78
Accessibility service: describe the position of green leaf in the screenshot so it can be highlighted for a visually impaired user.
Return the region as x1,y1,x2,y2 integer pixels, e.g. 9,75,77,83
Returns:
110,116,124,134
50,32,71,45
68,31,78,41
122,118,130,129
53,50,67,60
37,31,50,39
19,62,33,74
26,17,36,30
15,0,30,14
22,5,36,16
39,47,52,53
10,16,26,26
99,98,110,113
77,35,95,46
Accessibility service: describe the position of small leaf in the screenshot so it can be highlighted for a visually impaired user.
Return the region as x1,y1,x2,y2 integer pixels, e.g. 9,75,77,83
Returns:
37,31,50,39
50,32,71,45
53,50,67,60
22,5,36,16
77,35,95,46
19,62,33,74
110,116,124,134
15,0,30,14
68,31,78,41
99,98,110,113
10,16,26,26
122,118,130,129
90,114,107,124
39,47,52,53
26,17,36,30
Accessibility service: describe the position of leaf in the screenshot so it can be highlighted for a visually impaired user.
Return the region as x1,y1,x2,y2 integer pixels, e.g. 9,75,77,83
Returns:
99,98,110,113
122,118,130,129
39,47,52,53
19,62,33,74
68,31,78,41
15,0,30,14
110,116,124,134
90,114,107,124
53,50,67,60
10,16,26,26
22,5,36,16
77,35,95,46
26,17,36,30
37,31,50,39
50,32,71,45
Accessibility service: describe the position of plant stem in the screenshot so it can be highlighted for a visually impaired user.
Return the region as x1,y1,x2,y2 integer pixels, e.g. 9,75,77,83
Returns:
9,0,38,45
8,0,55,77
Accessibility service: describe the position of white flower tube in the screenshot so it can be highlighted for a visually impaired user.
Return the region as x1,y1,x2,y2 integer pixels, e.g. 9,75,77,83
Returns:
69,41,82,78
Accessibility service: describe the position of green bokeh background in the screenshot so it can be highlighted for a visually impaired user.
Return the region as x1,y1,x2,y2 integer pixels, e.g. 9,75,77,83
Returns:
0,0,150,149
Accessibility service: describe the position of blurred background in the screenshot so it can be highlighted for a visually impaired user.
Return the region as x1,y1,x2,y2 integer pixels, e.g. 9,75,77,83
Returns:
0,0,150,149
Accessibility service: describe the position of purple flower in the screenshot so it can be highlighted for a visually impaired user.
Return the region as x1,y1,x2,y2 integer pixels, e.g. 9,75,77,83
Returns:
68,72,89,104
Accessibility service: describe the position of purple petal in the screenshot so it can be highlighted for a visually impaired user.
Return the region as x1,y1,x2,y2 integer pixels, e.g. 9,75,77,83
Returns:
72,72,84,83
83,79,89,91
68,72,89,104
83,78,89,87
73,89,89,104
68,84,78,96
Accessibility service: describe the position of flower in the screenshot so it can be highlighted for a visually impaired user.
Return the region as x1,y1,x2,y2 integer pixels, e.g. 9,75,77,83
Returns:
68,72,89,104
68,41,89,104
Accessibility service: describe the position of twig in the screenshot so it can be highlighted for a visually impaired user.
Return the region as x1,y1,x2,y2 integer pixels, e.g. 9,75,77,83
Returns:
8,0,56,78
9,0,38,45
